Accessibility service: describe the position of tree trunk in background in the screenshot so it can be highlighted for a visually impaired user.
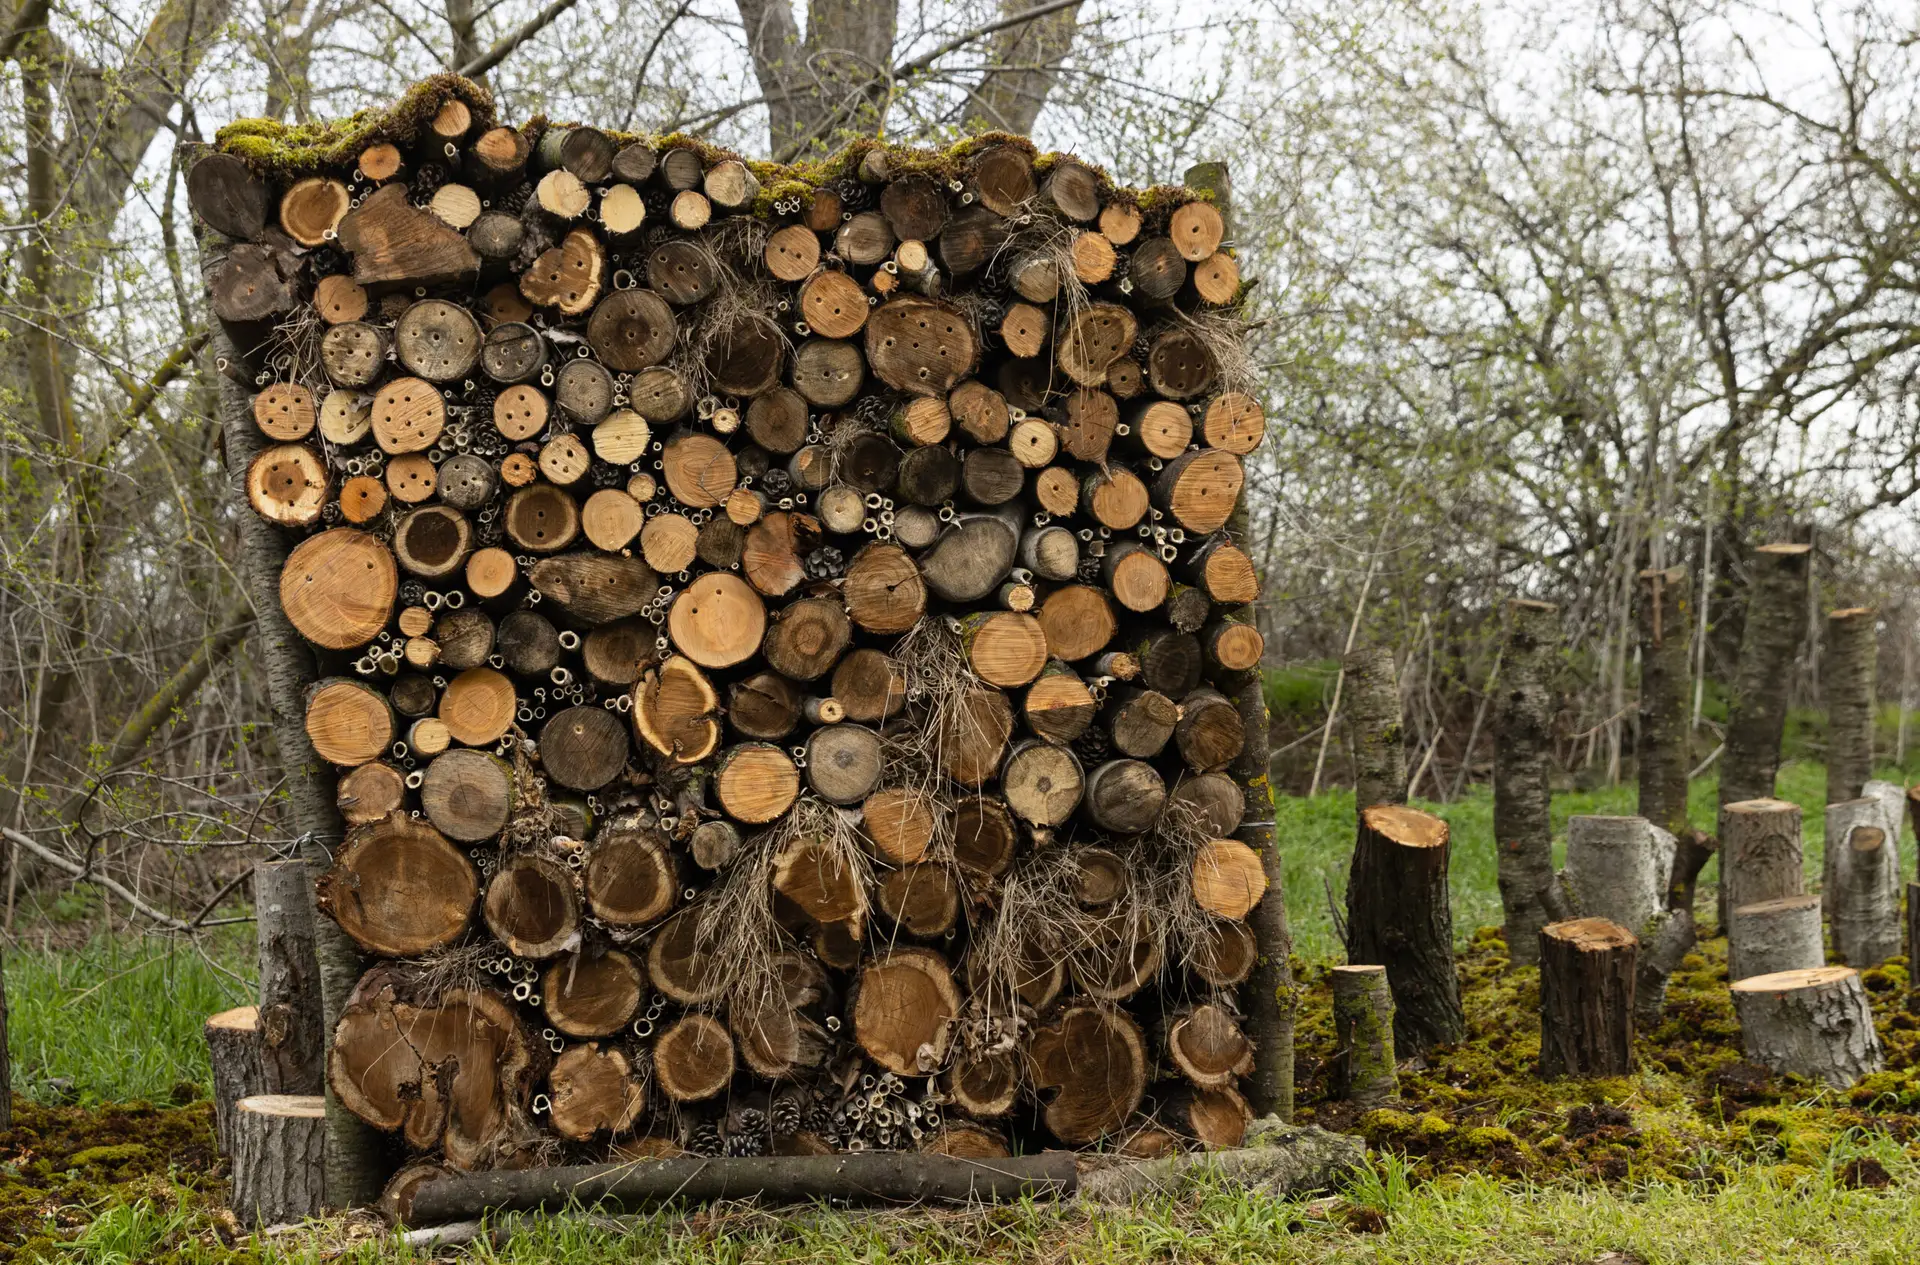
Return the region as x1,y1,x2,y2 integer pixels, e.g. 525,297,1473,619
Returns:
1342,646,1404,812
735,0,901,156
1346,804,1464,1052
964,1,1085,134
1186,158,1292,1123
1717,543,1811,934
1636,567,1692,839
1493,599,1562,966
198,201,387,1208
1719,544,1812,809
1824,606,1876,805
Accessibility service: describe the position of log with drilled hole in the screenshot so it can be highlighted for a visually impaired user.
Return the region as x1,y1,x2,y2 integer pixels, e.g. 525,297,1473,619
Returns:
195,78,1276,1189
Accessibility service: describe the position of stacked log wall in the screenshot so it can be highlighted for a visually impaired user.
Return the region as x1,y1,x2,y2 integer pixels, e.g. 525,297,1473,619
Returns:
194,80,1276,1177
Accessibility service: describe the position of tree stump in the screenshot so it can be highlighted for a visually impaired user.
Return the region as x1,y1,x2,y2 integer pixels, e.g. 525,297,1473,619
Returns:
1729,895,1825,982
205,1006,267,1155
1330,964,1398,1107
1824,606,1877,805
1826,794,1901,968
230,1094,327,1228
1561,815,1665,938
1730,966,1884,1087
1345,804,1464,1051
1537,917,1637,1079
1719,798,1804,918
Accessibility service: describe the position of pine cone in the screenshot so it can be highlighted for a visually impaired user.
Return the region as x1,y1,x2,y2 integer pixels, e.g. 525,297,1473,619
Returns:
771,1089,804,1137
759,468,793,499
722,1131,765,1158
686,1122,723,1157
834,177,870,212
805,547,845,580
1072,726,1113,767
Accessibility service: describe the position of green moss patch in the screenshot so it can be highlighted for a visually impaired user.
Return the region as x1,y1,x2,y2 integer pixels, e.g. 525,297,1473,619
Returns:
1295,928,1920,1187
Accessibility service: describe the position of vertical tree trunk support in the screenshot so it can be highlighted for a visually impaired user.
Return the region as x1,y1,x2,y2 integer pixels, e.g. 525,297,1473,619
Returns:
1186,158,1293,1122
256,860,326,1094
197,196,387,1206
1329,964,1397,1107
1341,646,1405,813
1537,917,1637,1078
1824,607,1877,805
1493,598,1562,965
1346,804,1464,1051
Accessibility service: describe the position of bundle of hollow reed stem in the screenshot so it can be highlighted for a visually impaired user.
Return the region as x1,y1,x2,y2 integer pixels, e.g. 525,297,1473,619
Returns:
194,76,1271,1188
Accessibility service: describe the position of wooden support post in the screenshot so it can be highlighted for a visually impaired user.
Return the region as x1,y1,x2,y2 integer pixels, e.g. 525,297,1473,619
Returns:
1329,964,1398,1108
256,859,325,1094
1186,158,1293,1123
1717,543,1812,930
1494,599,1563,966
1537,918,1637,1078
194,177,387,1206
1730,967,1884,1088
1341,646,1404,813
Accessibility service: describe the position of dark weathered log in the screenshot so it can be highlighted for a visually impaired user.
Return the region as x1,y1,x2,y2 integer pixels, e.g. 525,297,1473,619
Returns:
1346,804,1464,1051
1720,543,1812,810
410,1151,1077,1221
1636,567,1693,841
1537,918,1637,1078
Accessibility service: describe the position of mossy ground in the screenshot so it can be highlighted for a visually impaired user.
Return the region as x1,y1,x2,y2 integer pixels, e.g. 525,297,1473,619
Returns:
1296,926,1920,1189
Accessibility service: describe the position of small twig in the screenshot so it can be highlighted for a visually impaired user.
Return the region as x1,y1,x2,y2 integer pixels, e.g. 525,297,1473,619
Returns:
1688,742,1726,780
2,825,194,932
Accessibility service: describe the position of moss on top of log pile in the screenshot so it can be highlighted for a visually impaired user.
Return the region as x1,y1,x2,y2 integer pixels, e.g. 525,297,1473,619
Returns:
212,75,1215,227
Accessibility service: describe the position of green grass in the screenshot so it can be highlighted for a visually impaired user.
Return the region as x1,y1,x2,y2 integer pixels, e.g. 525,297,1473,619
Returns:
3,927,252,1106
50,1152,1920,1264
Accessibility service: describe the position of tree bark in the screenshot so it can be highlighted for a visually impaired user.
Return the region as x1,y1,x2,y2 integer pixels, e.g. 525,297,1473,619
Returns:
200,211,386,1207
1345,804,1464,1051
1493,598,1563,966
230,1095,327,1228
1342,646,1404,811
1728,895,1824,982
255,860,325,1095
1636,567,1692,839
1826,796,1900,969
1719,543,1812,810
1537,917,1637,1079
1329,964,1397,1107
1730,966,1884,1088
1720,798,1804,919
413,1151,1077,1221
205,1006,267,1155
1824,607,1877,805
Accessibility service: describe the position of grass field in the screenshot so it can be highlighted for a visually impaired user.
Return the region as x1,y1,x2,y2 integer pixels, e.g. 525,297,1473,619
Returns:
9,756,1920,1263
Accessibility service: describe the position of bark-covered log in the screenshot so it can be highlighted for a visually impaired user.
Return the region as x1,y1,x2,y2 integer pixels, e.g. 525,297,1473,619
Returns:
230,1095,327,1228
1826,795,1901,968
1537,918,1636,1079
1720,543,1812,809
256,861,325,1096
1730,966,1884,1088
1329,965,1398,1108
1728,896,1824,982
1346,805,1464,1051
1342,647,1405,811
1636,567,1693,840
206,1006,267,1156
